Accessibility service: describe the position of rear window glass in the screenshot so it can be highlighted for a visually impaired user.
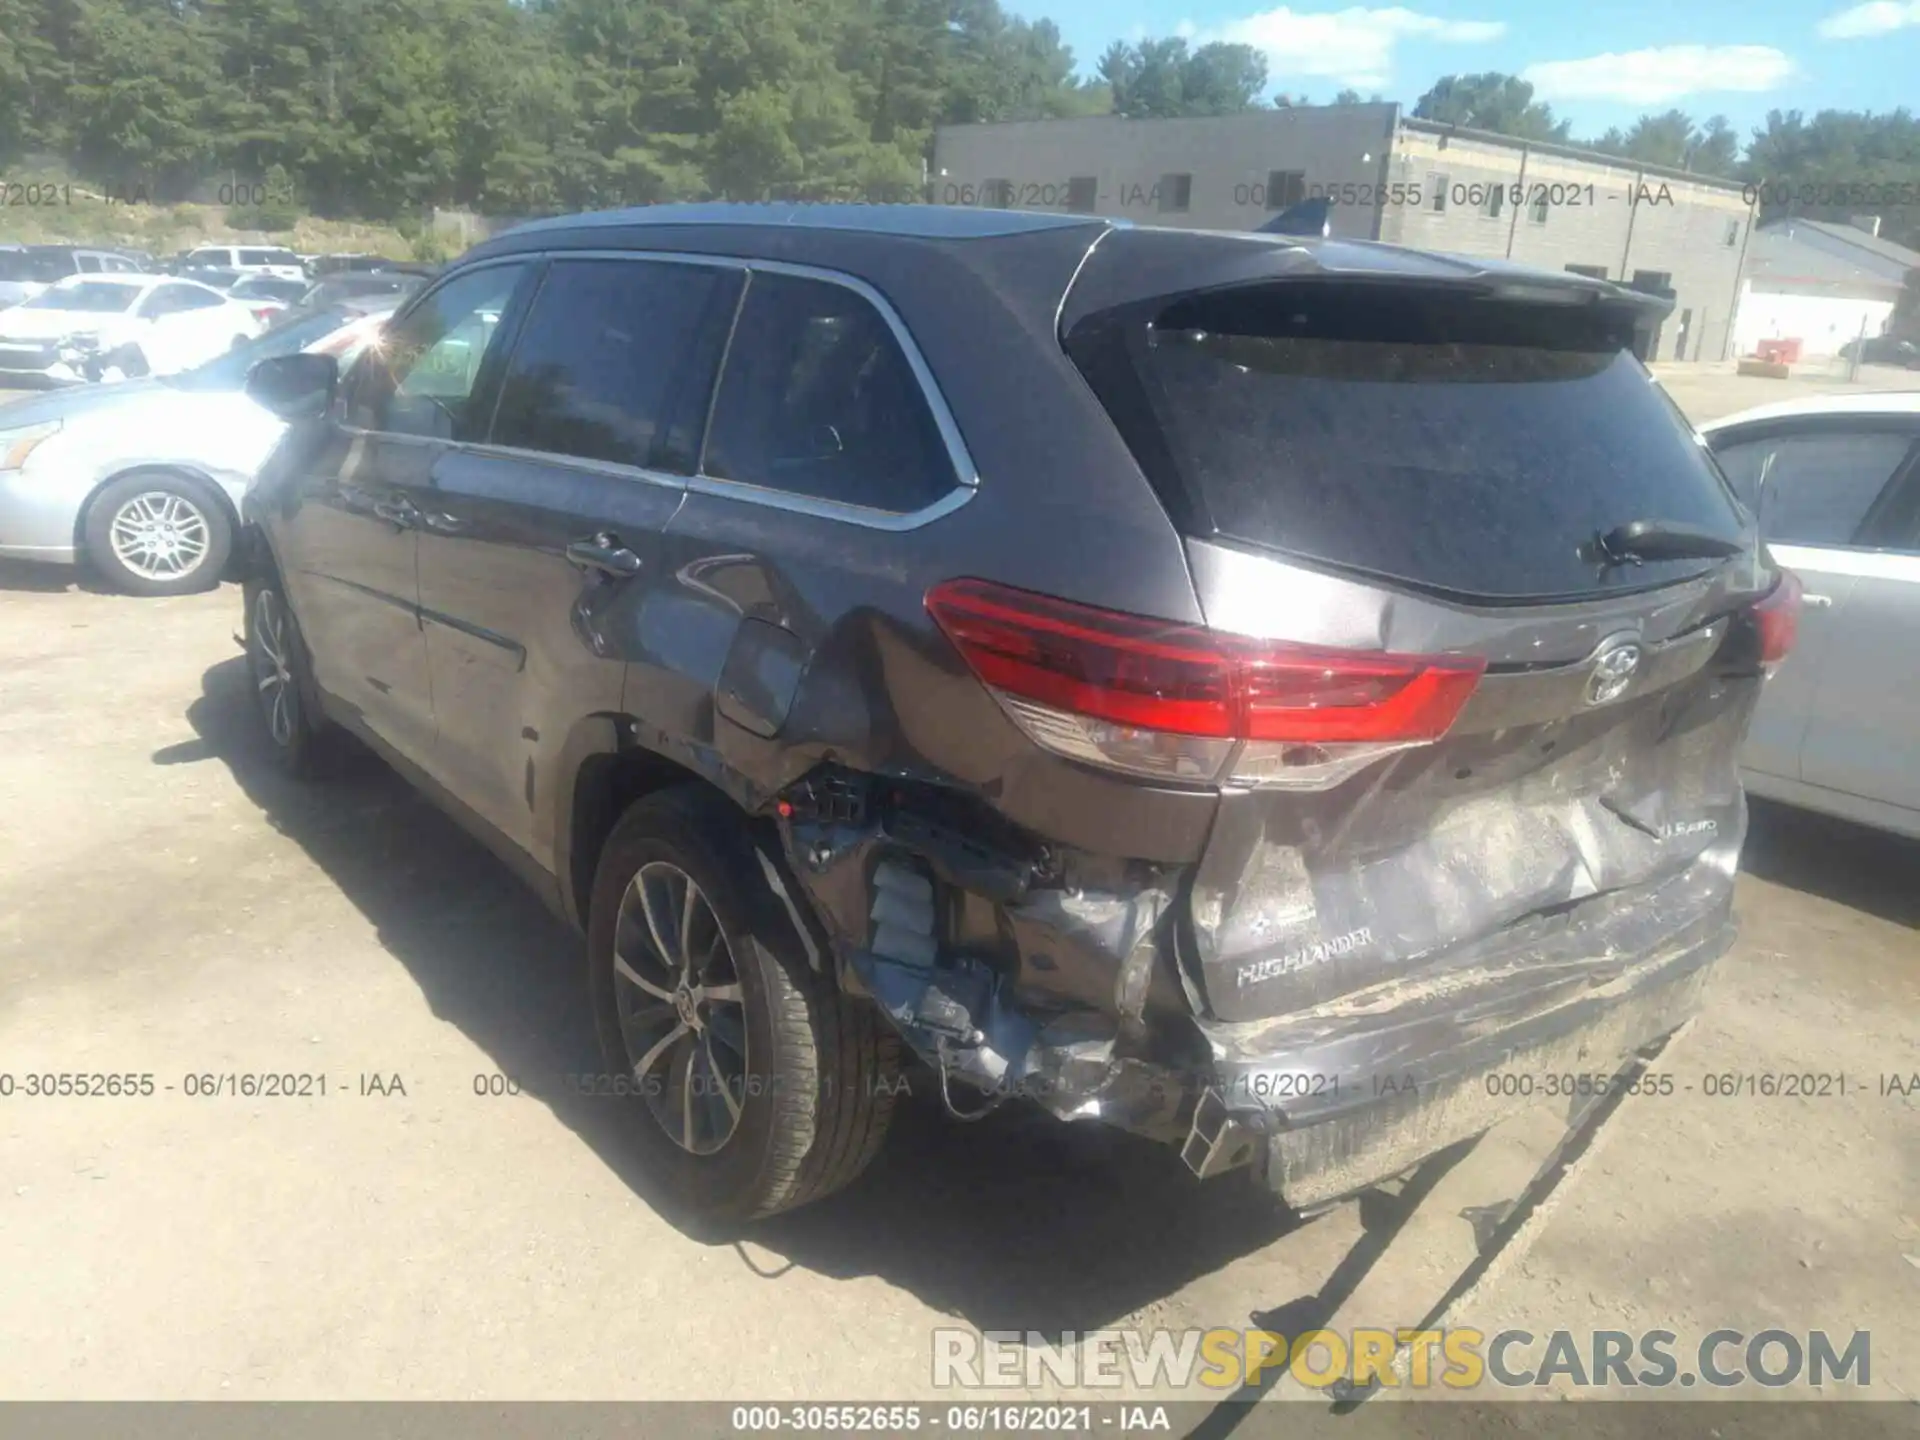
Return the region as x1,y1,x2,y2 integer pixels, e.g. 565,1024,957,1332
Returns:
1067,283,1746,602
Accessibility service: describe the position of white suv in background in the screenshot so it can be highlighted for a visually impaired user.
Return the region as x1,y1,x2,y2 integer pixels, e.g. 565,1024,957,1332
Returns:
182,245,305,281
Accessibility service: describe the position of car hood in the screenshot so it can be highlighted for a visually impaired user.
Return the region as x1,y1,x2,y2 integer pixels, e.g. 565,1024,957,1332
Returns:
0,378,172,428
0,309,138,343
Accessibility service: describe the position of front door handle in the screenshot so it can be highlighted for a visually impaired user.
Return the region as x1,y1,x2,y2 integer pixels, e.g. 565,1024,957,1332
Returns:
566,532,643,577
373,495,419,529
1802,593,1834,609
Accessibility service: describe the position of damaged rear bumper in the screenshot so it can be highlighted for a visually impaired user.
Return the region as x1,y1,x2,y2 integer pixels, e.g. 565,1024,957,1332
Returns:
1184,859,1734,1209
776,771,1736,1215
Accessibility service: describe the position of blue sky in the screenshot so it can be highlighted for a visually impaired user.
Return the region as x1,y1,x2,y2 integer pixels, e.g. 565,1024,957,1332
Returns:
1013,1,1918,141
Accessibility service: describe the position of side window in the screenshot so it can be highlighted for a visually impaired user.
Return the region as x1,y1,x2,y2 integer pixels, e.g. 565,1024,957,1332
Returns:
489,259,725,470
1712,429,1917,546
347,263,528,441
702,272,956,513
77,254,102,273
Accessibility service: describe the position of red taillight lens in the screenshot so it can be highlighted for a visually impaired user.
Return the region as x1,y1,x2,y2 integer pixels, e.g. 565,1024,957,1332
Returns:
1754,569,1801,666
925,578,1484,747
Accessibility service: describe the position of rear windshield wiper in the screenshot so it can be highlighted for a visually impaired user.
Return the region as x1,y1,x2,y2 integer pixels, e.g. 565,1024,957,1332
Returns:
1584,519,1745,567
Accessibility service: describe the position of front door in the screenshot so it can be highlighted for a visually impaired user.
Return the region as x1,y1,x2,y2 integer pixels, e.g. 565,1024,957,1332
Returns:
276,261,533,761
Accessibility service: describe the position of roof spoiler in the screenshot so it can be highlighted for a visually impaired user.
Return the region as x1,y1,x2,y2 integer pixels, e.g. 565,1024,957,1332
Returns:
1256,197,1331,238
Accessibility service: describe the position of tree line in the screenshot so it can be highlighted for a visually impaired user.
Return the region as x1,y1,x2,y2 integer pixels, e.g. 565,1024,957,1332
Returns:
1,2,1915,246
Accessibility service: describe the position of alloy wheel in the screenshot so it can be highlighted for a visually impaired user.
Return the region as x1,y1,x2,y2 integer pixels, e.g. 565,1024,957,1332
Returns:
108,490,211,581
612,861,749,1156
250,587,298,748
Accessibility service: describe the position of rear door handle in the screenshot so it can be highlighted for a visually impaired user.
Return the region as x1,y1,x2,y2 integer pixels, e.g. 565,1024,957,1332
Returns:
1803,593,1834,609
566,532,643,577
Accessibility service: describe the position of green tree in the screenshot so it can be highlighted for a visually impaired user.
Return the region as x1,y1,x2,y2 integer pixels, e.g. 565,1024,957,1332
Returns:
1099,38,1266,120
1413,72,1571,143
1744,108,1920,248
1588,110,1739,175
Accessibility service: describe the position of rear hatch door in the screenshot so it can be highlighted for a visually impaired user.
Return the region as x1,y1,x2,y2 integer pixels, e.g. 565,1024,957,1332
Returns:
1062,232,1778,1023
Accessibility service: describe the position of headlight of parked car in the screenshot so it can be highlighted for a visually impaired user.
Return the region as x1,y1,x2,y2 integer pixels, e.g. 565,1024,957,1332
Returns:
0,420,63,470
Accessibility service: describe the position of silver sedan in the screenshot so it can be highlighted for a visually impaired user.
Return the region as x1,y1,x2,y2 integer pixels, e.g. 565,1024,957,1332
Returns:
0,304,390,595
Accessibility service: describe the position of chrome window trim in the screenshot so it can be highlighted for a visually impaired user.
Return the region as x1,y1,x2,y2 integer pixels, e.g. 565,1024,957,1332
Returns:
449,440,689,494
683,471,975,531
347,247,982,533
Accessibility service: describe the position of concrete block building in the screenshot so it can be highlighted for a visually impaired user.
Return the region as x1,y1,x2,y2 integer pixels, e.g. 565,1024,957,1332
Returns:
932,105,1755,362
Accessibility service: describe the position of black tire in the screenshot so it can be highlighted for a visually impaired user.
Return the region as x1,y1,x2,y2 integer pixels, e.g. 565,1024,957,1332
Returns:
587,786,900,1222
242,572,331,779
82,470,232,597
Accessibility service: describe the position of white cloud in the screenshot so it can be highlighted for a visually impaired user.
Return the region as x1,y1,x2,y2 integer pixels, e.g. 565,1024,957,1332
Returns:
1818,2,1920,38
1521,45,1795,105
1208,7,1507,92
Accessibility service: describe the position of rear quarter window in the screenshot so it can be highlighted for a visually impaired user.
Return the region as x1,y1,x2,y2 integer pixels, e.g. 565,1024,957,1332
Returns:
702,271,957,514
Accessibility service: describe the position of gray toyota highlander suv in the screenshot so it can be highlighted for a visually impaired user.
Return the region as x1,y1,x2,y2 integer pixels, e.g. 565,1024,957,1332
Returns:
238,204,1799,1221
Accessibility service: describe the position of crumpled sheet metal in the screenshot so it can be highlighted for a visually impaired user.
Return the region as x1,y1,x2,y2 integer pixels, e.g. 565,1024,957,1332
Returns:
783,808,1187,1132
1189,679,1757,1024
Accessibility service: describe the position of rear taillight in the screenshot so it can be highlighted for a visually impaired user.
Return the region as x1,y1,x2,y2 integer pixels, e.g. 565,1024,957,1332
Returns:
1754,569,1801,668
926,578,1484,789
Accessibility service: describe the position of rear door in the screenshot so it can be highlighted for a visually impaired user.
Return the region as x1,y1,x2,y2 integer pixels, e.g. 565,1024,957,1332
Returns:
412,254,739,863
1062,270,1772,1023
1708,416,1920,794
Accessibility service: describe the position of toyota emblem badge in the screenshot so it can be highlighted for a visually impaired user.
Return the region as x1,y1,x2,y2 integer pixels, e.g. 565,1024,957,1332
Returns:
1586,635,1644,706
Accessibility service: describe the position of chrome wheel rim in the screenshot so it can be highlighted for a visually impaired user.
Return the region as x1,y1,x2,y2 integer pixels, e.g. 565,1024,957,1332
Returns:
612,861,749,1156
108,490,211,580
250,588,298,749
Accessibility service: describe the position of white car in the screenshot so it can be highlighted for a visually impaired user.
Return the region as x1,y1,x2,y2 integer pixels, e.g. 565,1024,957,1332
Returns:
1699,391,1920,838
0,303,393,594
182,245,306,281
0,274,263,384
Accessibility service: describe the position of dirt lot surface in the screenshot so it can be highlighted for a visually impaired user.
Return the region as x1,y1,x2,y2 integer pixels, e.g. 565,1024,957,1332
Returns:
0,368,1915,1411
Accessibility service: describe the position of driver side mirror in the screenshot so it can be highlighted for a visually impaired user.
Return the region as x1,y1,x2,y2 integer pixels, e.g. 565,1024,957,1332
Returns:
246,352,338,421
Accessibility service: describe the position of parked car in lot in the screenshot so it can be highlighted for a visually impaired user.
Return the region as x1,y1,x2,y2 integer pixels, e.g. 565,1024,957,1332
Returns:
307,253,401,278
0,274,263,385
0,245,142,308
1700,391,1920,838
230,274,313,326
182,244,306,281
1837,335,1920,370
0,303,391,594
286,270,432,321
177,265,246,293
238,204,1795,1221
